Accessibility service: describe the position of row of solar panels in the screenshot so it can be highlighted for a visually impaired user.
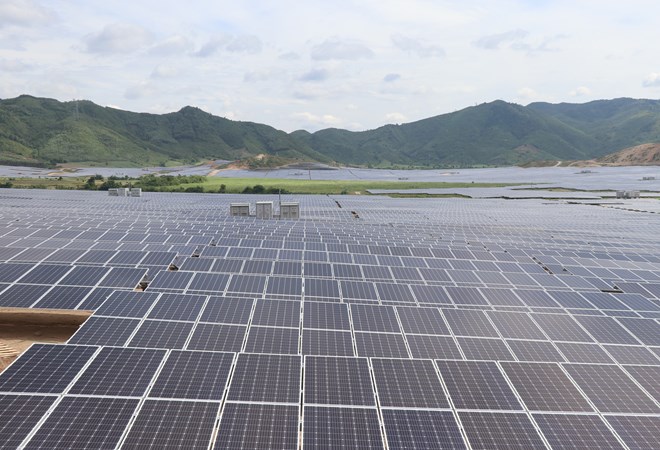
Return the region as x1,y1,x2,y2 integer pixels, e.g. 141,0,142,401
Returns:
1,345,658,448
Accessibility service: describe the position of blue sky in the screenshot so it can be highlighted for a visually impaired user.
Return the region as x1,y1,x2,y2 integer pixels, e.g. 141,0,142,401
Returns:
1,0,659,132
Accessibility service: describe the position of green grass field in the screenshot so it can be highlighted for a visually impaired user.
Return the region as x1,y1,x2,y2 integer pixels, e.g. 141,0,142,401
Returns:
0,175,522,195
178,177,521,194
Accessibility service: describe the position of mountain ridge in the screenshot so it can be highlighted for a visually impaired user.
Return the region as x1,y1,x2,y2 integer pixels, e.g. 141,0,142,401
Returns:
1,95,660,168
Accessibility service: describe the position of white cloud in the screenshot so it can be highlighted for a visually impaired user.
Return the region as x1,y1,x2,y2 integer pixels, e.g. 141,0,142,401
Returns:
299,68,330,82
517,87,539,101
0,0,55,29
293,112,341,126
383,73,401,83
570,86,592,97
474,29,529,50
149,35,194,56
278,52,300,60
226,35,262,54
151,65,180,79
391,34,445,58
385,112,406,123
643,72,660,87
0,58,31,72
124,81,155,100
83,23,153,54
311,38,374,60
194,34,261,57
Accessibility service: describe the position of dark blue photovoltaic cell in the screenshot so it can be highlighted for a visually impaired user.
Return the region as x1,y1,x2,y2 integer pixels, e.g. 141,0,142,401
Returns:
147,293,207,321
23,396,139,449
149,350,234,400
303,406,383,449
459,411,546,450
94,291,159,318
121,400,220,449
128,320,194,349
0,344,97,393
228,353,301,403
216,403,299,449
67,316,141,346
564,364,660,414
605,415,660,450
304,356,375,406
186,323,246,352
69,347,166,397
533,414,625,450
372,358,448,408
200,296,253,324
382,410,467,450
0,395,57,449
437,360,522,410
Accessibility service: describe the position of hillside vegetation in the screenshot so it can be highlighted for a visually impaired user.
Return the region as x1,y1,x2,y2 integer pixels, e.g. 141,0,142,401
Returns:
1,95,660,167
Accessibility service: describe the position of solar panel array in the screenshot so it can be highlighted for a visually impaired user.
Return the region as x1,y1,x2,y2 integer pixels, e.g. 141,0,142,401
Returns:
0,189,659,449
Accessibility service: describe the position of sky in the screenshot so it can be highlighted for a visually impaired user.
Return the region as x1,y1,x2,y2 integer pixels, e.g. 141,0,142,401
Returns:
1,0,659,132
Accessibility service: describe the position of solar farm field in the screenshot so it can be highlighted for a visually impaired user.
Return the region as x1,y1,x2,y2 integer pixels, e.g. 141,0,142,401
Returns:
0,188,659,449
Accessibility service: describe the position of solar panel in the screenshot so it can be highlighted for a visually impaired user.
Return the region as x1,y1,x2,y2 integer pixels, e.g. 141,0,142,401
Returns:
304,356,375,406
303,406,383,449
252,299,300,328
0,394,57,448
148,270,194,291
506,340,566,362
302,328,355,356
121,400,220,449
186,323,246,352
244,326,299,354
436,360,522,410
443,309,500,337
17,264,71,285
622,365,660,402
33,285,90,309
487,311,547,340
149,350,233,400
23,396,138,449
533,414,625,450
605,415,660,450
186,272,229,293
350,304,400,332
405,334,463,359
128,320,194,349
228,353,301,403
458,411,546,450
0,284,50,307
382,409,467,450
216,403,299,449
396,306,450,335
94,291,159,318
69,347,165,397
372,358,448,408
57,266,108,287
554,342,614,364
147,292,207,321
199,296,253,324
501,362,593,412
0,344,97,393
530,313,594,342
68,316,141,346
355,332,409,358
303,301,350,330
564,363,660,414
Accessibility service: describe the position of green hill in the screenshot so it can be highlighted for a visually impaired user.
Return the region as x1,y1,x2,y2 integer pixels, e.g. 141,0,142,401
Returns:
1,95,660,168
0,95,329,167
